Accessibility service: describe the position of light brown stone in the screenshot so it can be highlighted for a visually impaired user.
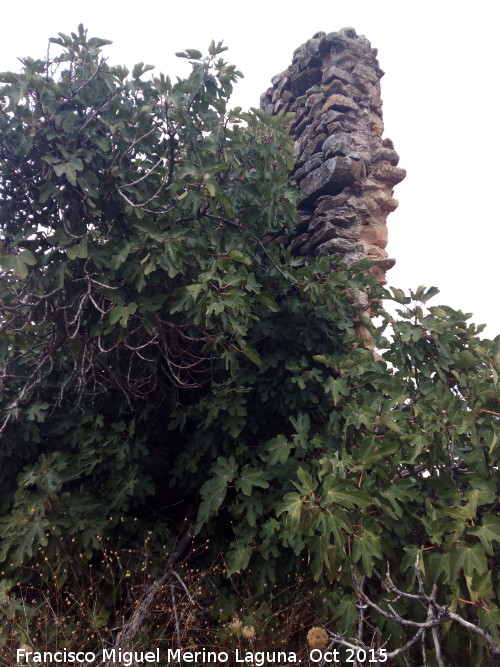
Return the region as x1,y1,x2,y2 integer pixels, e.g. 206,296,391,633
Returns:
366,245,388,259
360,225,388,248
374,163,407,185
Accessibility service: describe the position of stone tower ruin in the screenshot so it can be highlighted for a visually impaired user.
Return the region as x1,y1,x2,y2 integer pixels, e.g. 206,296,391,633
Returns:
260,27,405,285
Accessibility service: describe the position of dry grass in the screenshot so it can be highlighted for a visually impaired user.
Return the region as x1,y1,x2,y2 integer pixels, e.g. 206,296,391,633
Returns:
0,540,328,667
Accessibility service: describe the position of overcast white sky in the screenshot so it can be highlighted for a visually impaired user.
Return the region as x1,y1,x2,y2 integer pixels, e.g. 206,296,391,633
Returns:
1,1,498,335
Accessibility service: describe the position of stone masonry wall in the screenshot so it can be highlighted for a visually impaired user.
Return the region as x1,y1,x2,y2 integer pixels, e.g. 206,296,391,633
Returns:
260,28,405,284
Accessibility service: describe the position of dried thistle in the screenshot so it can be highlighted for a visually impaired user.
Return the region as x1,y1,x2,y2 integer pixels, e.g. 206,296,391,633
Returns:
229,617,242,632
242,625,256,640
307,626,328,649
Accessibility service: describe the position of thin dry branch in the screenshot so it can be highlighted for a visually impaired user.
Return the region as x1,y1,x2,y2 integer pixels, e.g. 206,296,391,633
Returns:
348,560,500,661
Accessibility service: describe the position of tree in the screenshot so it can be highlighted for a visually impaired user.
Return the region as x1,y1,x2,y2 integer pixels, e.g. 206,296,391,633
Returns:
1,26,499,664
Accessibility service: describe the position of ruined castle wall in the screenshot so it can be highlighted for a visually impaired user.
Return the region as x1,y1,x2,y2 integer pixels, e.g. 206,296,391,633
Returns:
260,28,405,284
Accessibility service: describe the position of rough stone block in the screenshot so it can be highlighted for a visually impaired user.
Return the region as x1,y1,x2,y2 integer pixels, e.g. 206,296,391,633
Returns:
366,245,389,259
317,237,364,256
260,92,271,108
315,192,350,212
324,80,364,103
294,122,318,154
307,221,345,249
372,257,396,271
327,118,359,134
322,133,353,156
305,92,324,108
374,164,406,185
368,113,384,136
299,133,327,163
299,157,361,201
374,147,400,166
272,76,290,103
271,71,287,86
359,224,388,248
372,191,399,212
320,207,358,228
291,68,322,96
322,65,353,86
322,94,359,113
294,153,325,182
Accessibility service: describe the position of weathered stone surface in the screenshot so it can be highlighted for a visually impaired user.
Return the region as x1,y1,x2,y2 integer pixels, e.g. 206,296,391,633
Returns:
320,207,358,228
308,221,347,249
260,27,405,285
368,113,384,136
293,115,314,137
299,157,362,200
372,190,399,212
294,122,322,155
374,164,406,185
323,109,350,125
322,94,359,113
359,224,388,248
273,99,287,114
324,80,364,103
322,65,353,85
291,68,322,96
326,117,359,133
305,92,324,108
322,133,353,156
299,133,328,163
294,153,325,182
288,233,310,254
315,192,350,212
374,147,400,166
352,62,381,84
317,238,364,257
260,91,271,108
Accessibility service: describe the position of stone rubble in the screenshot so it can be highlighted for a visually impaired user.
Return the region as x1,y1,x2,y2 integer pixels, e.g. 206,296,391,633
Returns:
260,27,405,284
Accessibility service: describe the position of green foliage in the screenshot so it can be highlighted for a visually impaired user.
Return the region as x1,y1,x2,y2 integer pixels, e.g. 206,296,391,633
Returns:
0,26,499,663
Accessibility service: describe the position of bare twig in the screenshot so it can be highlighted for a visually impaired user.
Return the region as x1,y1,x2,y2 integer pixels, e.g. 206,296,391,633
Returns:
171,583,181,647
347,560,500,663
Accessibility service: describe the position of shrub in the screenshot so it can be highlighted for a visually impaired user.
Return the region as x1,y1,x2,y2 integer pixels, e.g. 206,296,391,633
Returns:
1,26,499,664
